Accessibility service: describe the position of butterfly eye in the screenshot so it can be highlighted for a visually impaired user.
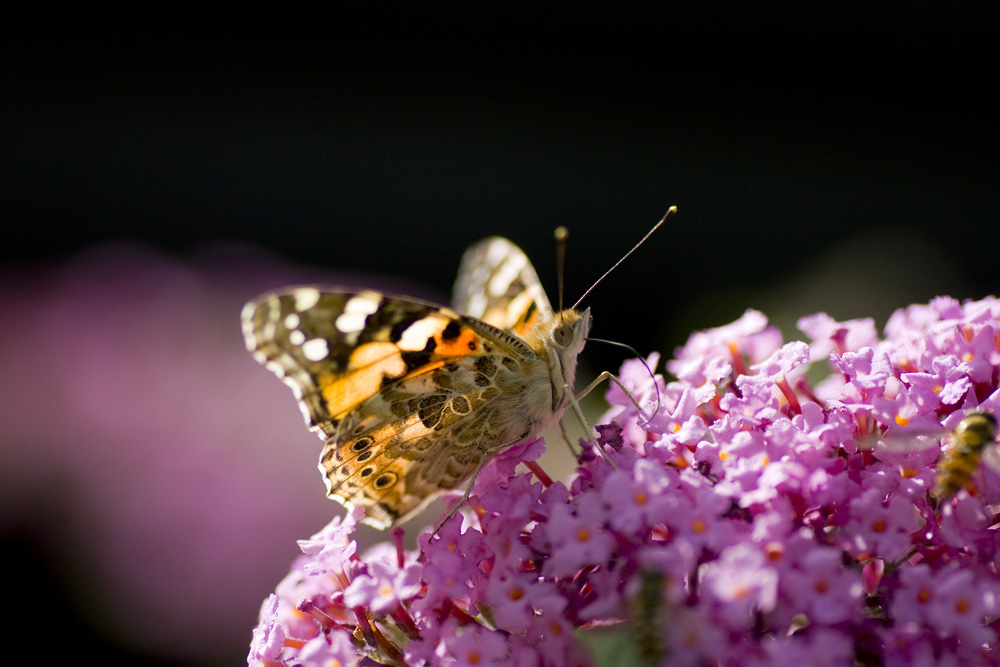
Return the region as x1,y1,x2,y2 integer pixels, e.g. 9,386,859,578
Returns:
553,322,574,347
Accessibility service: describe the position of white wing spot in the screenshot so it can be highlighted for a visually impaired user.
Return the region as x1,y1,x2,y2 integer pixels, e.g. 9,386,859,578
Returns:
256,295,281,341
302,338,330,362
283,313,300,330
280,375,305,399
398,315,448,351
294,288,321,312
261,320,277,342
336,292,380,333
289,329,306,345
240,301,258,324
264,359,287,378
485,240,510,266
488,253,526,297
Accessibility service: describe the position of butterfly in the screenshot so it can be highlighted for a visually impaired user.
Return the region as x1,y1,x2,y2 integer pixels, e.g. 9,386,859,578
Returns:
242,235,592,529
243,209,675,529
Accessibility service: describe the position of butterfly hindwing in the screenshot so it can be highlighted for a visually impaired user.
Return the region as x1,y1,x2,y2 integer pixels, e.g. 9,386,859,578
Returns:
318,350,530,527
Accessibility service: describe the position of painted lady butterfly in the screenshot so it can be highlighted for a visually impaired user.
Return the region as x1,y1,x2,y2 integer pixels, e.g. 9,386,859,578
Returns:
242,210,674,529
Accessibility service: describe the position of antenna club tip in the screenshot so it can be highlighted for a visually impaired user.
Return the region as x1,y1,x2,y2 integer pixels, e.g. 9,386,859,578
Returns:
554,226,569,242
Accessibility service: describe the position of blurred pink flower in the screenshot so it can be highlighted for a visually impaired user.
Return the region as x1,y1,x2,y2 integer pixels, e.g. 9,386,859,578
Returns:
0,243,407,664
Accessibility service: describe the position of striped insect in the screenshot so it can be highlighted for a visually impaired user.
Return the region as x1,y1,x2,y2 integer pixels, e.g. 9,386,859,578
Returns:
931,411,998,500
872,411,999,501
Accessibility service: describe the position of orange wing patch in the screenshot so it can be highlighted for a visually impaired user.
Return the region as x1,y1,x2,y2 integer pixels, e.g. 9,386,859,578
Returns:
317,341,406,420
316,313,494,421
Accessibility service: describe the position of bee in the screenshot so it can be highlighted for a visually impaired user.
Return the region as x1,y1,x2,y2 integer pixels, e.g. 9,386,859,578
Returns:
873,411,999,501
931,411,998,500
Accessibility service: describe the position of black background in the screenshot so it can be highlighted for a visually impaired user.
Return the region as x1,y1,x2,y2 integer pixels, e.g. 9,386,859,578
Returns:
3,8,999,665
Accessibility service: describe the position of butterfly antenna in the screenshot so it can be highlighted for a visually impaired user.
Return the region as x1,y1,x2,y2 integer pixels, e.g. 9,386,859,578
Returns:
589,338,662,426
555,226,569,313
571,206,677,310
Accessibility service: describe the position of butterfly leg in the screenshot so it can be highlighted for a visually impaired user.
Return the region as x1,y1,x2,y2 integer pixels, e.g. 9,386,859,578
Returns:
564,389,618,469
558,419,580,457
576,371,658,422
431,431,532,534
565,371,660,467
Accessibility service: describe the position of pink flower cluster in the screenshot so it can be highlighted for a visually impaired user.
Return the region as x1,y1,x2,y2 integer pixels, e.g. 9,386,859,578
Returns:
249,296,1000,666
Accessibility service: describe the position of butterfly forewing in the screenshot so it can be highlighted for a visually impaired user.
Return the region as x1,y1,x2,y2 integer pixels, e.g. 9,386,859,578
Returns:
452,237,554,337
242,271,578,529
243,289,459,434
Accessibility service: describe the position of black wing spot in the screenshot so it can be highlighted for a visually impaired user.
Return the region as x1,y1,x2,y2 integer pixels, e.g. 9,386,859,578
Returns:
351,436,374,452
441,319,462,341
419,403,445,428
419,395,447,409
360,467,374,478
370,305,427,344
401,336,436,371
475,356,497,376
374,472,396,489
357,451,373,463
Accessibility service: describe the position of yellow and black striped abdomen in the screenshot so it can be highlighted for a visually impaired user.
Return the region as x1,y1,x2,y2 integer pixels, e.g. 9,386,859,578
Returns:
932,412,998,500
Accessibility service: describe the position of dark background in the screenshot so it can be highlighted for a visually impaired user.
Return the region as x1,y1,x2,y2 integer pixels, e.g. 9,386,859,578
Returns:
3,9,998,665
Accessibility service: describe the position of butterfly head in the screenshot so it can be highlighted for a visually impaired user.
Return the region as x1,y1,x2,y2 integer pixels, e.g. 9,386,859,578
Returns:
544,307,591,386
552,307,591,352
